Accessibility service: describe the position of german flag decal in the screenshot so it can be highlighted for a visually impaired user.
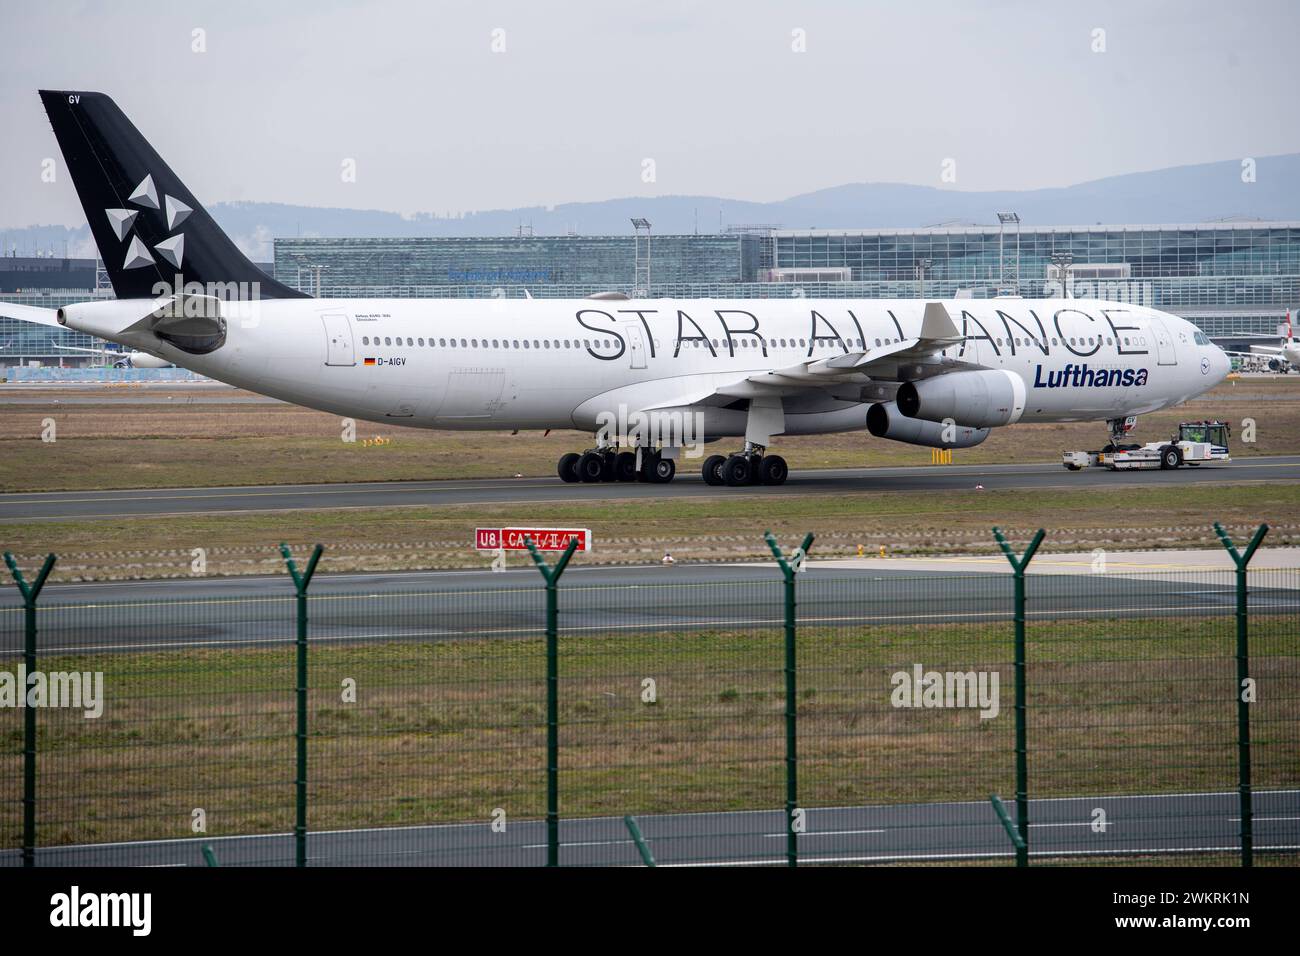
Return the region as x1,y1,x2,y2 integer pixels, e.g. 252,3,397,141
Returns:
363,357,377,366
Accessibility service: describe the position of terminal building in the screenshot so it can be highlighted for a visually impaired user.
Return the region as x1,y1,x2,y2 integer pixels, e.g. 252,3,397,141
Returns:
3,220,1297,365
273,221,1300,339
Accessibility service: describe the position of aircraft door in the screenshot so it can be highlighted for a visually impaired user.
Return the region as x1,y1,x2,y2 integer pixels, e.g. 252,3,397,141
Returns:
322,313,356,366
624,323,647,369
1149,317,1177,366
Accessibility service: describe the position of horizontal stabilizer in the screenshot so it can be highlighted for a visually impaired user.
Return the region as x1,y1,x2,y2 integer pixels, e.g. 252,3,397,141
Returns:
0,303,62,327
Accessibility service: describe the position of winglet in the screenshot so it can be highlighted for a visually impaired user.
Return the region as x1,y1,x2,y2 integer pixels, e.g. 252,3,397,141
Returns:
919,301,961,341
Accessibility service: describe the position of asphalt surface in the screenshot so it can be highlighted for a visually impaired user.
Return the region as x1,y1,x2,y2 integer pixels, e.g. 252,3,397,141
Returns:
2,563,1296,653
5,790,1296,866
3,455,1300,523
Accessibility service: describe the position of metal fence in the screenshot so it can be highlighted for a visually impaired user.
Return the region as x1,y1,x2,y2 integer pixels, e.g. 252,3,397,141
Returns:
1,526,1296,867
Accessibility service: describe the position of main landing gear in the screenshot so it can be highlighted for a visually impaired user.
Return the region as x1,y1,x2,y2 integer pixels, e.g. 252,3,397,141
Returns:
701,443,788,487
557,447,676,484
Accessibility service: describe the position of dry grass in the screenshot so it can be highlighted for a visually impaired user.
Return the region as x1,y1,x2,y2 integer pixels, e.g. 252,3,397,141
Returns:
2,484,1297,583
2,377,1297,581
1,378,1297,492
2,615,1294,850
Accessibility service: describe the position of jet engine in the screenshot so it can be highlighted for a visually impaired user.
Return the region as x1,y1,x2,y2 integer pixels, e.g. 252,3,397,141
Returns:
866,402,990,448
896,369,1025,428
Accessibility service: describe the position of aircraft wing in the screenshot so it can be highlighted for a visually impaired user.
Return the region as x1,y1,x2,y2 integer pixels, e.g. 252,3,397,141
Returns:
1223,345,1282,357
642,301,967,408
48,341,124,356
0,303,62,327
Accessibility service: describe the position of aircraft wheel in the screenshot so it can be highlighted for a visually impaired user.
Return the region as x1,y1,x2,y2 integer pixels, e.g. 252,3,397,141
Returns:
644,454,676,484
614,452,638,482
721,455,752,487
758,455,789,485
558,452,582,483
577,451,606,482
702,454,727,486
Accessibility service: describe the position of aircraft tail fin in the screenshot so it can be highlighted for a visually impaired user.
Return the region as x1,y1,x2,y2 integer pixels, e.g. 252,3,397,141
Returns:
38,90,307,302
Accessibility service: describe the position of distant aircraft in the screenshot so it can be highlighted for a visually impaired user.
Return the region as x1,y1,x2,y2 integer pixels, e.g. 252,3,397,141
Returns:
1221,311,1300,373
0,90,1232,486
49,340,173,368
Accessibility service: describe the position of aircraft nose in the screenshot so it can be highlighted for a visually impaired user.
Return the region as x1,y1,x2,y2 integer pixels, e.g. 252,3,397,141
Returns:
1214,344,1231,380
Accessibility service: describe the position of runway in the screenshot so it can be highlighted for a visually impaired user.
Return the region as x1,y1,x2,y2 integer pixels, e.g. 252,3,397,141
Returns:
6,790,1296,866
4,455,1300,523
3,561,1297,653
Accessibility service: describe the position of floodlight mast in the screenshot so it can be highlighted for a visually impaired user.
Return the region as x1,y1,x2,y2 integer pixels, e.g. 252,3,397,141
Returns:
1050,251,1074,298
997,211,1020,293
915,258,933,299
631,218,652,297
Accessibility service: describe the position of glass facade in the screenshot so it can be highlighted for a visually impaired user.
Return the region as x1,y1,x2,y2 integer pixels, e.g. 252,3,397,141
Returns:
5,222,1297,365
775,223,1300,281
774,222,1300,327
0,291,112,364
273,235,761,293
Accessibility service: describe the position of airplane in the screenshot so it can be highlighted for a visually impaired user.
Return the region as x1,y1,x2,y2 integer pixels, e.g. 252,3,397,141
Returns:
0,90,1232,487
49,340,174,368
1220,311,1300,373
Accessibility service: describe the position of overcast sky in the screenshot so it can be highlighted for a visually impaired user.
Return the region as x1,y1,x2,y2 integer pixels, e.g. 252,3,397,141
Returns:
2,0,1297,228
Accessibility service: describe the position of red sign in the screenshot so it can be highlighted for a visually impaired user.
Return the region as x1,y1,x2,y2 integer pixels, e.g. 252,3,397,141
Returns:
475,527,592,552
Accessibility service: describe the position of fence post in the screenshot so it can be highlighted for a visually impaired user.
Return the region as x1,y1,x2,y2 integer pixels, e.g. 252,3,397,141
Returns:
1213,521,1269,868
280,543,324,869
525,535,580,868
765,530,816,869
623,815,656,867
4,552,56,869
989,794,1027,856
992,527,1044,868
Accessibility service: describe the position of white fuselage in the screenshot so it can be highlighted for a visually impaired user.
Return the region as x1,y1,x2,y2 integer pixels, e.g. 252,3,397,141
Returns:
68,296,1231,438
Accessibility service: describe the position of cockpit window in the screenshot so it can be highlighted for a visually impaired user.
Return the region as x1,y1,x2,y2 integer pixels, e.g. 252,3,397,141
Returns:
1193,331,1210,345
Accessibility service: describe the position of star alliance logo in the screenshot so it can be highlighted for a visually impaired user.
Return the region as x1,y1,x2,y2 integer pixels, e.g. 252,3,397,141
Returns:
104,173,191,271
